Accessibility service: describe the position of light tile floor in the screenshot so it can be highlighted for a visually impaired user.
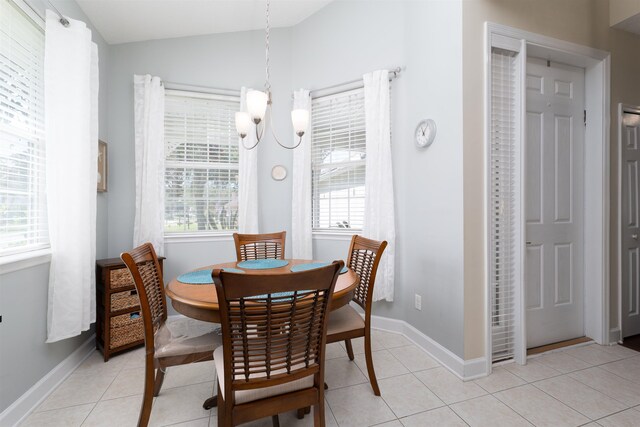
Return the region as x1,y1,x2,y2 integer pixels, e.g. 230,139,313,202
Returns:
20,330,640,427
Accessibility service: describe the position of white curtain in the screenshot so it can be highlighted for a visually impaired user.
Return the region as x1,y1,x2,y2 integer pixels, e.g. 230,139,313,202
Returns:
363,70,395,302
45,11,98,342
133,75,165,256
238,87,259,233
291,89,312,259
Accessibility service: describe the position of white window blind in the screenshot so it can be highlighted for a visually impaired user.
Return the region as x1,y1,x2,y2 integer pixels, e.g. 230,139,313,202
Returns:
164,90,240,234
311,88,366,230
490,48,518,362
0,0,47,256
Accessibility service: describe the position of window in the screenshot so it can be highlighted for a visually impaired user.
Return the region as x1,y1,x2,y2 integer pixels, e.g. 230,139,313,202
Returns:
164,90,240,234
311,88,366,231
0,0,47,257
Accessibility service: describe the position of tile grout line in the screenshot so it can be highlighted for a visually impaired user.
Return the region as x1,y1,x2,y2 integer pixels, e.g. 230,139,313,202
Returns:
559,369,640,409
451,394,535,427
78,402,98,427
78,368,127,426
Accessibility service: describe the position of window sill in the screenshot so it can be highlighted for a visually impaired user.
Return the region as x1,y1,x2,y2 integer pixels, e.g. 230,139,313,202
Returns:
0,248,52,275
312,230,359,241
164,233,235,244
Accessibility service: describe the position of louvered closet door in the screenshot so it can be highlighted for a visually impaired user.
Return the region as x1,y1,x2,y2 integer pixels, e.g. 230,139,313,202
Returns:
490,48,519,362
525,57,585,348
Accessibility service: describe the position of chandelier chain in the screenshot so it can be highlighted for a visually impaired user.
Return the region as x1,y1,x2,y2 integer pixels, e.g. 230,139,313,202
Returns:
265,0,271,93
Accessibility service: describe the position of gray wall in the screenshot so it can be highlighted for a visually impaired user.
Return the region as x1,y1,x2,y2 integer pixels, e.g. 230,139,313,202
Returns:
105,0,465,356
0,0,110,413
292,0,465,356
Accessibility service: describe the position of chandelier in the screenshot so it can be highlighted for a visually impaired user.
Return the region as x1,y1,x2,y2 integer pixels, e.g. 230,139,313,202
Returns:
234,0,309,150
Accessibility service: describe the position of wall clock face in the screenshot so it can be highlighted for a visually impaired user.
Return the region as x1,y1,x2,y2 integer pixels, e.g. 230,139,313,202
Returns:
271,165,287,181
415,119,437,148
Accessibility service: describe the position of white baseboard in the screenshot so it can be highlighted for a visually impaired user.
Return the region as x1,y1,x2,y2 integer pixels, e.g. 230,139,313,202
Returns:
609,327,621,344
0,335,96,427
370,315,488,381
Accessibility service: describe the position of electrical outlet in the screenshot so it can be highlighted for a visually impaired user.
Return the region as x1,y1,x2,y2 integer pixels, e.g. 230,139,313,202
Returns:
414,294,422,311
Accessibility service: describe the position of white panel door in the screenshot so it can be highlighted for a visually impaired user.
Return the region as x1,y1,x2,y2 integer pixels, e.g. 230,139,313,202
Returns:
621,111,640,338
525,58,585,348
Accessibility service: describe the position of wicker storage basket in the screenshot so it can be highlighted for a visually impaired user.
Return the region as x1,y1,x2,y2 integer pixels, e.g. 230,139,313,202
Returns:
110,268,134,290
109,313,144,349
111,290,140,312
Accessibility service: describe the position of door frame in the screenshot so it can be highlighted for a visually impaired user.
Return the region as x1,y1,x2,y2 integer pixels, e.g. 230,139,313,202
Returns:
484,22,611,373
618,103,640,341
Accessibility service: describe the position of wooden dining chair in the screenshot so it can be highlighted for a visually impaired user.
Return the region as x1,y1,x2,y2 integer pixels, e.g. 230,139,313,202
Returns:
212,260,343,427
232,231,286,261
326,235,387,396
121,243,222,427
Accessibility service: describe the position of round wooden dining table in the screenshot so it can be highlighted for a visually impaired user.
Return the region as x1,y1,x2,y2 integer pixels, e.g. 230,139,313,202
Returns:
165,259,359,323
165,259,357,410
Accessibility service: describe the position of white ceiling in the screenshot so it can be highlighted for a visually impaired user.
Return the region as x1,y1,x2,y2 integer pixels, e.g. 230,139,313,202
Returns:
75,0,333,45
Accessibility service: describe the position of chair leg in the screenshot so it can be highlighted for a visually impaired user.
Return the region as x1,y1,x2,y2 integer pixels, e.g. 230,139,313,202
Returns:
271,415,280,427
138,354,155,427
217,383,232,427
313,403,324,427
344,339,355,361
296,406,311,419
153,369,165,397
364,332,381,396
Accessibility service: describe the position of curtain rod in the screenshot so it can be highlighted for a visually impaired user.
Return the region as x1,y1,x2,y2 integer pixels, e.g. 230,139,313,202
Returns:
47,1,69,27
162,81,240,97
309,67,403,99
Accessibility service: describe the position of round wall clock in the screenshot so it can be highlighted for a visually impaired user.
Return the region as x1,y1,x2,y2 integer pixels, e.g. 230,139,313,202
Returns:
271,165,287,181
415,119,437,148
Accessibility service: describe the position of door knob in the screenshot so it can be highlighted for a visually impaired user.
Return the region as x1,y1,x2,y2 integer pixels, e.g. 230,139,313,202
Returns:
633,234,638,240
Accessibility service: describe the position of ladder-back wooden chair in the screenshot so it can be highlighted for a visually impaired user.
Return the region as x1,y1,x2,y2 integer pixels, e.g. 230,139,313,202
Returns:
121,243,222,427
326,235,387,396
232,231,286,261
212,261,343,427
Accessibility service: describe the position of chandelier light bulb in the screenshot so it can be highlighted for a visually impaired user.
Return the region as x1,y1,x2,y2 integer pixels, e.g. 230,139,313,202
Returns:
235,112,251,138
246,90,268,122
291,109,309,136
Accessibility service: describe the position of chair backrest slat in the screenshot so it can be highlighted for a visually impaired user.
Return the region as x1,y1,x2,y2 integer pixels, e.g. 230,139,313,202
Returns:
347,235,388,311
233,231,286,261
213,262,342,395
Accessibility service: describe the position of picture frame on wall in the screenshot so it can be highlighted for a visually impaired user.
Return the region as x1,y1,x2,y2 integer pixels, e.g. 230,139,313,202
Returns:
98,140,108,192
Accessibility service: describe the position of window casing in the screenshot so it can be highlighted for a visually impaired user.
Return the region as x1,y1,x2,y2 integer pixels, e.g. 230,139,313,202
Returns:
164,90,240,235
0,0,47,257
311,88,366,231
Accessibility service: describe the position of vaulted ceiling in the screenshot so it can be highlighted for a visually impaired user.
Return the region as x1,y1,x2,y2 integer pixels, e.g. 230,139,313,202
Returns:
76,0,333,44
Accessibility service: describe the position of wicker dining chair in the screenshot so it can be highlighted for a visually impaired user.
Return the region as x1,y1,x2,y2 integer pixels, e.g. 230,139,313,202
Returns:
212,261,343,427
232,231,286,262
326,235,387,396
121,243,222,427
